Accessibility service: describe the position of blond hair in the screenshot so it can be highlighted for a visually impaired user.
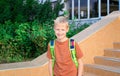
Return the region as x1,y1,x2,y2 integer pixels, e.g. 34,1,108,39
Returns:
54,16,69,28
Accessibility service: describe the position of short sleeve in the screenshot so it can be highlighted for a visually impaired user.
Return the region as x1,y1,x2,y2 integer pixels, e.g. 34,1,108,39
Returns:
46,44,52,59
75,42,83,59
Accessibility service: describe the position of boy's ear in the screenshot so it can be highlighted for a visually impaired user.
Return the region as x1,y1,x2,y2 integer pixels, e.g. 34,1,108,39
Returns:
67,27,69,32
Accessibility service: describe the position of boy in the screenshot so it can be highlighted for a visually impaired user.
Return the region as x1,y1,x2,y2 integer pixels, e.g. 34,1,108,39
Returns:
47,16,83,76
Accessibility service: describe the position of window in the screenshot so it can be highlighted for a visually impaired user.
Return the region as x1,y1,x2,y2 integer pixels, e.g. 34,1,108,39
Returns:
80,0,88,19
74,0,78,19
110,0,119,13
101,0,107,16
68,0,88,19
67,0,119,20
90,0,99,18
68,0,72,19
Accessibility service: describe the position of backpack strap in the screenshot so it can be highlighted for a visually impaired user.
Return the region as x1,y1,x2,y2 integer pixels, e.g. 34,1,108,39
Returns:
69,39,79,68
50,40,55,60
49,40,55,76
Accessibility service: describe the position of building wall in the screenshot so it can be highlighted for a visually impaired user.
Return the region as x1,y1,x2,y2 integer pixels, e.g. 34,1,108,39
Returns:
66,0,120,25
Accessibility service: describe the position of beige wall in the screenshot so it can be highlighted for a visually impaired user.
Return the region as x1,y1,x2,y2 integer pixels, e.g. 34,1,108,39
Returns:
0,64,49,76
79,17,120,64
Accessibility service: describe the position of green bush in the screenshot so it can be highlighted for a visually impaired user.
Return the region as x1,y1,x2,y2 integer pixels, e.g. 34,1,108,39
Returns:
67,21,90,37
0,0,90,63
0,0,63,23
0,0,63,63
0,21,22,63
0,20,90,63
0,20,55,63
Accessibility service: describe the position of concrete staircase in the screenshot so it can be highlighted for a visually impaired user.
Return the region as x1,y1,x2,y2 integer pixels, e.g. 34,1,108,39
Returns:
84,42,120,76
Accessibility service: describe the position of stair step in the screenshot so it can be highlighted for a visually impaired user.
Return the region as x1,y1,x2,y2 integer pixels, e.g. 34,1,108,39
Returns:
114,42,120,49
83,72,98,76
104,49,120,58
85,64,120,76
94,56,120,67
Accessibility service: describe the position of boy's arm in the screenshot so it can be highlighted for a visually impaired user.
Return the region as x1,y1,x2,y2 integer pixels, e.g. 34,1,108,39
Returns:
48,59,53,76
78,59,83,76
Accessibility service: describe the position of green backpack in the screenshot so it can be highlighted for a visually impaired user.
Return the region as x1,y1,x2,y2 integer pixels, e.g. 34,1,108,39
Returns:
50,39,78,76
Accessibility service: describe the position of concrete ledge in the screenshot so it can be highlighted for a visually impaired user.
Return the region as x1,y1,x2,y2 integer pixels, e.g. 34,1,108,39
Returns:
94,56,120,67
0,53,48,70
113,42,120,49
85,64,120,76
104,49,120,58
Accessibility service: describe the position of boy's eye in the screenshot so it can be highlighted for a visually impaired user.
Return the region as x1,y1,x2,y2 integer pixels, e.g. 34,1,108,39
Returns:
56,29,59,31
55,29,65,31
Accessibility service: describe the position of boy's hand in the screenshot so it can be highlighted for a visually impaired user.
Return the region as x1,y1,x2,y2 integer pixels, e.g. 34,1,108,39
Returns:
77,59,83,76
48,59,53,76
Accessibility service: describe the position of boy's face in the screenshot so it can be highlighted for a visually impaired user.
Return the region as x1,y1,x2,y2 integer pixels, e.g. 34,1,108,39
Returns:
54,23,69,41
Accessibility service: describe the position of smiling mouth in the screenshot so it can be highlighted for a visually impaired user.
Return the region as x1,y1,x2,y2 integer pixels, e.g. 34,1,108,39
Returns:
57,34,63,36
